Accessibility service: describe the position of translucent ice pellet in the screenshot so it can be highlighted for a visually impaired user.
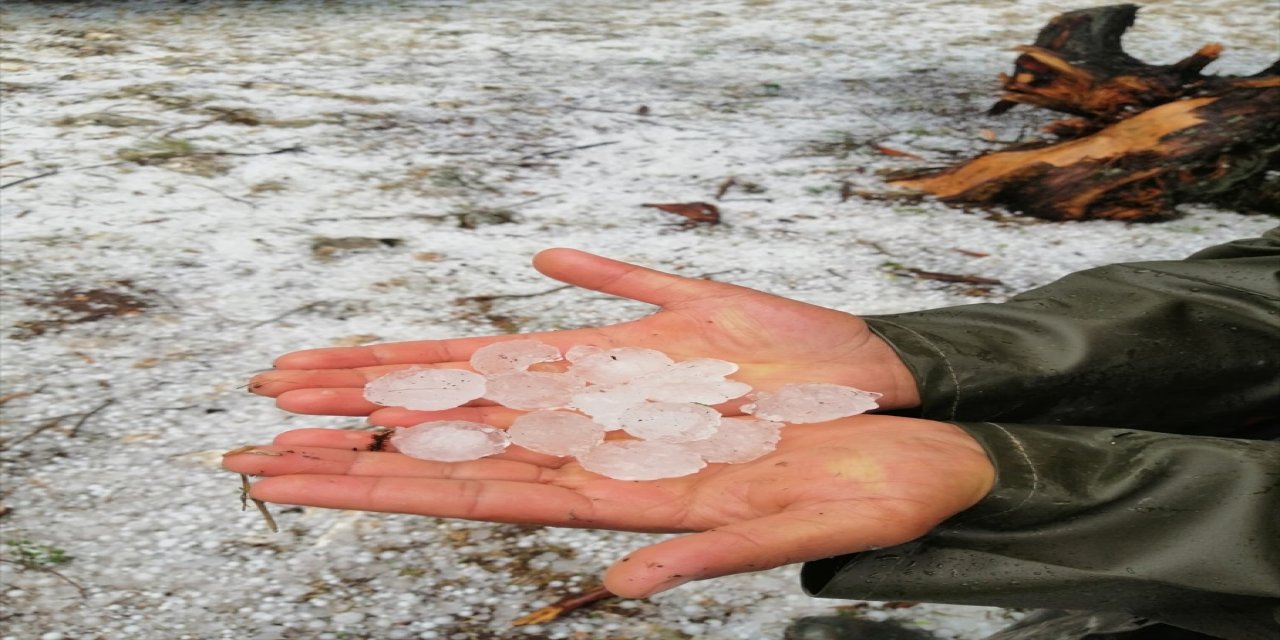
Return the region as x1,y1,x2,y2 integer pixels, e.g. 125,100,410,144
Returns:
579,440,706,480
469,339,562,375
483,371,585,411
741,383,881,423
684,417,782,463
617,401,722,442
391,420,510,462
566,347,674,386
568,385,650,430
508,410,606,456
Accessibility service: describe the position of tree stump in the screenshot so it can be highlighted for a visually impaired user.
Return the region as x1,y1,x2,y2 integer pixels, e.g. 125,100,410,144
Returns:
890,4,1279,221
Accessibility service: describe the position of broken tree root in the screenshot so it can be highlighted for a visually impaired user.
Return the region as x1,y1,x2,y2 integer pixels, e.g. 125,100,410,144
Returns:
890,4,1280,221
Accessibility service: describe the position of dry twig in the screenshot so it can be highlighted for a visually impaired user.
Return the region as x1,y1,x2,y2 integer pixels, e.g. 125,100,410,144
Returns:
512,586,616,625
239,474,279,533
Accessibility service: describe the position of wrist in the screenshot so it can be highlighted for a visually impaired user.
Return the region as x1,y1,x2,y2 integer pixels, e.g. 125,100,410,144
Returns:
863,333,923,410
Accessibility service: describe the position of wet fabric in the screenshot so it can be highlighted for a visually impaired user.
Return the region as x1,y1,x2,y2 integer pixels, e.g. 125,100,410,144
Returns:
802,226,1280,639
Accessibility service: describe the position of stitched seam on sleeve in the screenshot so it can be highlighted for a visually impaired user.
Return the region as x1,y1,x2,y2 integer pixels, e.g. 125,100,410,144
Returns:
980,422,1039,518
871,319,962,419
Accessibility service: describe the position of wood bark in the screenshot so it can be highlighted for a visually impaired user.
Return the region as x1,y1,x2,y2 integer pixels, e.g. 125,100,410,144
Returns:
891,4,1279,221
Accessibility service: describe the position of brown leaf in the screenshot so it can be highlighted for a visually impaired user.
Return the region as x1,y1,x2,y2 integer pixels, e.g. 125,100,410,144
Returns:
642,202,721,225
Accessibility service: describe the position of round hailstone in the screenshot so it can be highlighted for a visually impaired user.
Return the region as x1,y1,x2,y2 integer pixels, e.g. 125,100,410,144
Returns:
567,385,650,430
564,344,603,362
508,410,606,456
635,379,753,405
567,347,674,386
617,402,722,442
364,368,487,411
483,372,585,411
685,417,783,464
391,421,510,462
579,440,707,480
469,339,562,375
741,383,882,423
636,358,739,382
628,358,751,404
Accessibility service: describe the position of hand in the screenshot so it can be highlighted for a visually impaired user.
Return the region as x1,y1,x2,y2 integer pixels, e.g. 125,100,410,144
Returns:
249,248,921,423
223,415,993,598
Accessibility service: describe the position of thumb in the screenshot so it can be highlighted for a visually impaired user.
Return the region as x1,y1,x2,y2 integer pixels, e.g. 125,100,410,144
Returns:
600,505,933,598
532,248,748,309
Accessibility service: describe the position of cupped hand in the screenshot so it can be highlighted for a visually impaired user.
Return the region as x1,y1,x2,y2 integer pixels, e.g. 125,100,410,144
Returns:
223,415,992,598
249,248,921,419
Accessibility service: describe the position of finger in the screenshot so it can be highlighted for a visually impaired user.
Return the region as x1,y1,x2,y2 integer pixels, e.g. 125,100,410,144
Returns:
249,365,457,397
245,474,604,527
274,428,384,449
272,336,498,370
276,388,382,415
273,330,611,370
532,248,749,309
223,445,555,480
601,504,934,598
366,406,524,428
270,428,567,467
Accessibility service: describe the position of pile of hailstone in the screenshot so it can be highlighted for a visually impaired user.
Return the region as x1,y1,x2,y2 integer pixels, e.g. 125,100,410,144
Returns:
363,340,881,480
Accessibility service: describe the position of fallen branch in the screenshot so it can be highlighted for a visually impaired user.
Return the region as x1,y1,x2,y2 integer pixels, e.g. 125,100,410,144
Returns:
889,4,1280,221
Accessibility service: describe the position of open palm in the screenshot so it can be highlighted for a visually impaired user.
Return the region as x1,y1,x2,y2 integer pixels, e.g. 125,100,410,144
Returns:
224,415,992,597
250,248,921,422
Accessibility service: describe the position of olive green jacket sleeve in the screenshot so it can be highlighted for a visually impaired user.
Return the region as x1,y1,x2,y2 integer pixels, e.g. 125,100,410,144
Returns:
802,423,1280,639
861,226,1280,435
802,227,1280,638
